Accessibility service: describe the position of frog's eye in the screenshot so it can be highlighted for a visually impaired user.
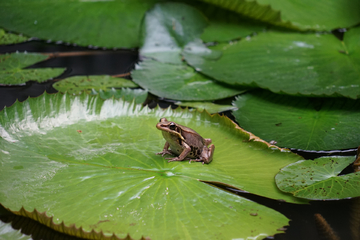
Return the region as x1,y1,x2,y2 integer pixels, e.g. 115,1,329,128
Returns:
169,122,176,130
159,118,167,122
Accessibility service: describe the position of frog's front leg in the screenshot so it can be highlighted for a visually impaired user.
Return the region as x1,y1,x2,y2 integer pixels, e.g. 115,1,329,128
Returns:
157,142,173,156
167,142,191,162
190,144,215,164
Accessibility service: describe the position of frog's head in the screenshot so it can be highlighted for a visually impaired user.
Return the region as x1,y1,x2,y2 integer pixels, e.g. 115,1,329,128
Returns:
156,118,184,140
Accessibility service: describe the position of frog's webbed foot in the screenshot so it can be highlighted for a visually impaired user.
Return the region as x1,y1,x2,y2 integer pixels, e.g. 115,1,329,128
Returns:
189,158,206,165
166,157,184,162
157,150,173,157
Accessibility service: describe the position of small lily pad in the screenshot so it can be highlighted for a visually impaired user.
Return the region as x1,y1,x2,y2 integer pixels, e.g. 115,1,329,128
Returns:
175,101,237,113
275,156,360,200
90,88,148,104
132,58,244,101
0,52,65,85
53,75,138,94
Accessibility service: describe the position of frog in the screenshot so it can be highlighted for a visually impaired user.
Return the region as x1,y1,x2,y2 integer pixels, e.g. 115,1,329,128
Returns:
156,118,215,164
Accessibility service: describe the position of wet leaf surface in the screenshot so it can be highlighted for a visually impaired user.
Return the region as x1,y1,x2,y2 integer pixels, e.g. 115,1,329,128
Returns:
276,156,360,200
0,52,65,85
184,28,360,98
232,90,360,151
0,93,305,239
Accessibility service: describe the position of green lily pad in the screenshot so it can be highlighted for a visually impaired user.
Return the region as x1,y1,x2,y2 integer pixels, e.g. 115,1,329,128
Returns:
184,28,360,98
0,53,65,85
132,59,244,101
175,101,237,114
192,3,266,42
90,88,148,104
0,93,305,239
198,0,360,31
275,156,360,200
53,75,138,94
0,28,28,45
0,0,165,48
140,2,208,64
0,221,31,240
232,90,360,151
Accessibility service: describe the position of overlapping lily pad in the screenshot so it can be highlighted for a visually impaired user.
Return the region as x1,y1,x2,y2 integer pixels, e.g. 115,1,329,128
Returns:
276,156,360,200
232,90,360,150
0,221,31,240
53,75,138,94
191,3,266,42
0,0,166,48
0,52,65,85
0,28,28,45
184,27,360,98
175,101,237,113
140,2,208,64
132,59,244,101
0,93,306,239
198,0,360,30
90,88,148,104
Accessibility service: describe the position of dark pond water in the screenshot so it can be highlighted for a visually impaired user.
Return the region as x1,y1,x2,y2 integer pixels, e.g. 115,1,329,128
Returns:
0,41,358,240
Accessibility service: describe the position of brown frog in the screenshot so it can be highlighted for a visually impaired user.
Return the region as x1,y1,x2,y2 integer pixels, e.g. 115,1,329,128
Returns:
156,118,215,164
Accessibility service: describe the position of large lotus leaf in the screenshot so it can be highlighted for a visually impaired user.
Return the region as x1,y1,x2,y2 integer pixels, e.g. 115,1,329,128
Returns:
183,28,360,99
90,88,148,104
275,156,360,200
0,221,31,240
0,28,28,45
0,0,166,49
53,75,138,94
131,59,244,101
0,93,306,239
140,2,208,64
198,0,360,31
232,90,360,151
0,53,65,85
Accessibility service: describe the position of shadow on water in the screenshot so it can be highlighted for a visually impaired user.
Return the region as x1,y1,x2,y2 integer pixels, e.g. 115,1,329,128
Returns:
1,40,359,240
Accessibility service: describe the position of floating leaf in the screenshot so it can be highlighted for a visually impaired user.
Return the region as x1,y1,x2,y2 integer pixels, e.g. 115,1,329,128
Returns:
192,3,266,42
232,90,360,151
0,53,65,85
140,2,208,64
0,93,305,239
0,0,165,48
90,88,148,104
175,101,237,113
198,0,360,31
53,75,138,94
275,156,360,200
132,59,244,101
184,28,360,98
0,28,28,45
